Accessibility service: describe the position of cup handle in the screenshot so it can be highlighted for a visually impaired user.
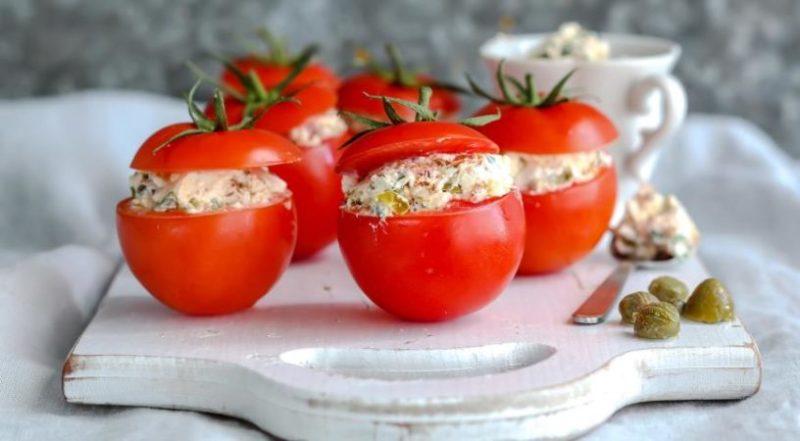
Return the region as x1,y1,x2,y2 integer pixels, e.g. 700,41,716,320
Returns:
625,74,687,181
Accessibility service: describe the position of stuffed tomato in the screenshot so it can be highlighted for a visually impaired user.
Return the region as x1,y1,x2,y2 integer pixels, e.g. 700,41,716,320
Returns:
117,87,302,315
336,89,524,321
471,66,618,274
205,51,350,260
338,44,460,130
220,29,339,91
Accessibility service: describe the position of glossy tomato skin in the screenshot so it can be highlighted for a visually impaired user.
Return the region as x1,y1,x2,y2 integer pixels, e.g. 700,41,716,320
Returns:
131,124,301,172
271,134,347,260
472,102,618,154
222,58,340,91
517,166,617,274
335,121,498,177
205,85,345,260
117,197,297,315
338,192,525,322
338,73,460,123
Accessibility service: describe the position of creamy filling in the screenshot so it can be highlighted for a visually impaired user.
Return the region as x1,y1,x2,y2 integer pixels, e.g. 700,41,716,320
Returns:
612,185,700,260
289,109,348,148
506,150,612,195
531,22,610,61
342,153,514,217
129,168,289,213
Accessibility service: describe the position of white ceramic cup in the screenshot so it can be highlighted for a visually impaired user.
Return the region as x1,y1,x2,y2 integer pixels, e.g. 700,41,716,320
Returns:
479,33,687,214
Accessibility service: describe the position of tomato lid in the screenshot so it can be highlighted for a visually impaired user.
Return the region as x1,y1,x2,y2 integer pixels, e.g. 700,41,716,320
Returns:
467,63,618,154
254,84,337,134
338,44,460,123
219,29,340,91
223,60,340,91
338,73,460,122
472,102,617,154
205,84,337,135
131,122,301,172
335,121,497,176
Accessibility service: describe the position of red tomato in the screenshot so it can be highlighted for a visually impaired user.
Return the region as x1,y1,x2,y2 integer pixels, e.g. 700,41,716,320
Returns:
132,123,301,172
335,121,498,177
518,167,617,274
119,124,302,315
339,192,525,321
472,101,618,274
336,121,522,321
206,84,347,260
271,133,349,260
117,197,296,315
472,102,618,154
338,73,460,124
222,57,340,91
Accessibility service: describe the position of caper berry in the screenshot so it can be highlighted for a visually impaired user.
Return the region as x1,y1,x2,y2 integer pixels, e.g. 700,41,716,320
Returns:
648,276,689,310
683,278,735,323
618,291,659,324
634,302,680,339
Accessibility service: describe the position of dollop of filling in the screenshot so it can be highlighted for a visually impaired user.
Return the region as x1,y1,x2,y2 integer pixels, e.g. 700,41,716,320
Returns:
506,150,612,195
531,22,610,61
289,109,348,148
612,185,700,261
342,153,514,217
129,168,289,213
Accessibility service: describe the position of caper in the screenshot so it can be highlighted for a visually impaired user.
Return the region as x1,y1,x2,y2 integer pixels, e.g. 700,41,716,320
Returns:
683,278,735,323
648,276,689,310
376,191,409,215
634,302,680,339
618,291,659,324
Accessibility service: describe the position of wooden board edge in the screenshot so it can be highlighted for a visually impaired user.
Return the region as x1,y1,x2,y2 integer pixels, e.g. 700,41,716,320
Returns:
61,340,762,441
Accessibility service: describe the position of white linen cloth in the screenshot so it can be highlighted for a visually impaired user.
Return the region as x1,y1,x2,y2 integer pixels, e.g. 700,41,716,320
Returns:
0,91,798,440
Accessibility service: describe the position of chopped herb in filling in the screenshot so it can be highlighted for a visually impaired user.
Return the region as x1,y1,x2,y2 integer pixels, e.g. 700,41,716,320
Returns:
506,150,612,195
342,153,514,217
129,168,289,213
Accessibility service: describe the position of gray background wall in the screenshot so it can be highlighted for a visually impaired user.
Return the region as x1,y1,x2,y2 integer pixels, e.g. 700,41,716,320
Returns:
2,0,799,155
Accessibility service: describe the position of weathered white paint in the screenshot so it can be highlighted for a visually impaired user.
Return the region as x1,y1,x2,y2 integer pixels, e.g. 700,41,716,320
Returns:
63,246,761,440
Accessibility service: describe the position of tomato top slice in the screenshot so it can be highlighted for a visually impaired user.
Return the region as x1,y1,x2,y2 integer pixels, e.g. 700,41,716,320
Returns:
338,73,460,122
131,123,302,172
222,58,340,91
335,121,498,176
205,84,337,136
472,102,617,154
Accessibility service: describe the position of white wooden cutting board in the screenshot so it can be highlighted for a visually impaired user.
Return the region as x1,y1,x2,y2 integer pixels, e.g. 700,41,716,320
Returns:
63,245,760,440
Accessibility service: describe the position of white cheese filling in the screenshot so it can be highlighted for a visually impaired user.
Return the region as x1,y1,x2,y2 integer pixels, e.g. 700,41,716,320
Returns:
342,153,514,217
129,168,289,213
506,150,612,195
531,22,610,61
612,185,700,260
289,109,348,148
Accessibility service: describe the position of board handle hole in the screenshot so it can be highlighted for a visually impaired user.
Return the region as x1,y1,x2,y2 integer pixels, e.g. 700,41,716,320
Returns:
279,342,556,380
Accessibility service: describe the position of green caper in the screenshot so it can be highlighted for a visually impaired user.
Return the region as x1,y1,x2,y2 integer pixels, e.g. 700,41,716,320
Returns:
634,302,680,339
618,291,659,324
376,191,409,215
683,278,735,323
648,276,689,310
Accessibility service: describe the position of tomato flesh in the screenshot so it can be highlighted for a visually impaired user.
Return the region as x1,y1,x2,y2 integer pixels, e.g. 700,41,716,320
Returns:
338,191,525,321
117,197,297,315
517,166,617,274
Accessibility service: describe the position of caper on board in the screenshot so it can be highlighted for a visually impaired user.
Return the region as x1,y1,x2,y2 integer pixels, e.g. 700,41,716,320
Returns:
634,302,680,339
683,278,735,323
648,275,689,310
618,291,659,324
